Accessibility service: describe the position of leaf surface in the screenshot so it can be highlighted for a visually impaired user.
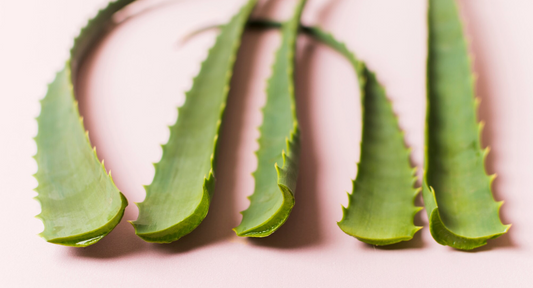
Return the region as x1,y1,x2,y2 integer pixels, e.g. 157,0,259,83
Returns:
234,0,307,237
304,28,422,245
132,0,258,243
34,0,135,247
423,0,510,250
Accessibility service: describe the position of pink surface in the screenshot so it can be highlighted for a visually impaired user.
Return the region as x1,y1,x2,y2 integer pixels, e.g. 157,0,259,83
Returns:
1,0,532,286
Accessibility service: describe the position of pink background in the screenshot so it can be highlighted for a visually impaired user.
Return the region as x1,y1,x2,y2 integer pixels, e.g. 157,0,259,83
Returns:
1,0,532,286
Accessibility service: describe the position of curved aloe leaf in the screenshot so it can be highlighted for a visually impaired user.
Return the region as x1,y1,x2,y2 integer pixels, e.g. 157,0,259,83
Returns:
303,29,422,245
34,0,135,247
131,0,258,243
423,0,510,250
234,0,307,237
246,20,422,244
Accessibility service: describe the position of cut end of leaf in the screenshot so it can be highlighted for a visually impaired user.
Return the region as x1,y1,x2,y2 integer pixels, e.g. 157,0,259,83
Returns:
428,208,509,250
337,221,422,246
40,193,128,247
234,183,295,237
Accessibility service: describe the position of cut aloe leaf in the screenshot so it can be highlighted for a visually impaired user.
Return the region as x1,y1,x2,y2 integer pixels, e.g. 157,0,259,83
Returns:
339,66,422,246
234,0,307,237
34,0,135,247
423,0,510,250
303,29,422,245
131,0,258,243
245,21,422,244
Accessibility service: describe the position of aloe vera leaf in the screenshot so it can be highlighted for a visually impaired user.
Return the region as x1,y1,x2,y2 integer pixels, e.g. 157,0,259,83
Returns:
233,0,307,237
245,21,423,244
301,29,422,245
131,0,258,243
34,0,135,247
423,0,510,250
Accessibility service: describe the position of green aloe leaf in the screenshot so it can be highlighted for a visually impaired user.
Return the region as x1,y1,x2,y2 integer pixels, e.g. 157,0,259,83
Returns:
34,0,135,247
304,29,422,245
423,0,510,250
246,20,422,244
234,0,307,237
131,0,258,243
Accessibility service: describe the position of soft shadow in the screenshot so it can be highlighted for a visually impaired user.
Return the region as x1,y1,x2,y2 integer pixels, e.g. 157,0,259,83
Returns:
153,30,263,254
459,0,515,250
249,41,322,249
253,0,285,19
